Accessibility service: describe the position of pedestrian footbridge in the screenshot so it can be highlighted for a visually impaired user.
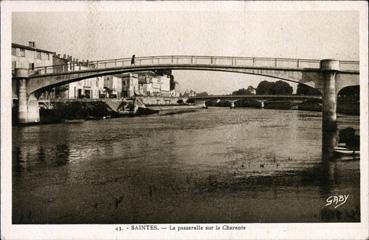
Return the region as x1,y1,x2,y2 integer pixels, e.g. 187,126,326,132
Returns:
16,55,359,95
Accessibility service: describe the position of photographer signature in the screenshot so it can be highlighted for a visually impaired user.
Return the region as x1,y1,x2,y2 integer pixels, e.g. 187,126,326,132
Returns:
325,194,349,208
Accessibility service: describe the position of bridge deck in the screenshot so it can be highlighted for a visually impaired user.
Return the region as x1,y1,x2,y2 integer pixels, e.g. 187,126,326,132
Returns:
189,94,322,100
30,55,359,76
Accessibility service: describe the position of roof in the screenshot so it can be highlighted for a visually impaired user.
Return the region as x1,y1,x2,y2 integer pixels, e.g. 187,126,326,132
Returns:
12,43,55,54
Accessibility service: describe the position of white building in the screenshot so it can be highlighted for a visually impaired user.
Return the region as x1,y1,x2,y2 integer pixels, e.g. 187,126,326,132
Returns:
52,55,104,99
103,75,123,98
136,71,172,97
122,73,139,98
12,42,54,71
12,41,105,100
12,42,54,99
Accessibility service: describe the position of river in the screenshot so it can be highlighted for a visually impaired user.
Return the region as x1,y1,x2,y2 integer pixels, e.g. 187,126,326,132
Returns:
12,108,360,223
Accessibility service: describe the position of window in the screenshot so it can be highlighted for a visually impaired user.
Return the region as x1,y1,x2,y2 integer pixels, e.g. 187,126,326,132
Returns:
29,63,35,70
36,51,41,60
11,48,16,56
12,61,16,70
19,48,25,57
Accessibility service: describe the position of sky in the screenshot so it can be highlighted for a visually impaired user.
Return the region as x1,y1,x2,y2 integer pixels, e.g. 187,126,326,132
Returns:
12,9,359,94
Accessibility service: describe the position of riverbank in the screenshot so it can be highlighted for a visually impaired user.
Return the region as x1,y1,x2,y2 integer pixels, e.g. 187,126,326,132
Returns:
11,98,359,125
39,101,120,123
12,98,203,125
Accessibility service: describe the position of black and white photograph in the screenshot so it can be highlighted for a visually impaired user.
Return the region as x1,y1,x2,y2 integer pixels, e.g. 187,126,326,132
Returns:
1,1,368,239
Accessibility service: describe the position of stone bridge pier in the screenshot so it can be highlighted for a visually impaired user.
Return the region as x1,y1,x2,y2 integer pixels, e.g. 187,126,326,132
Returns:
15,68,40,123
320,59,339,159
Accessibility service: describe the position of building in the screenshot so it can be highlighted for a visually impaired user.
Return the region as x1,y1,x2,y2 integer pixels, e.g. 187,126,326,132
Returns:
12,41,54,72
12,42,54,99
43,54,104,99
121,73,139,98
103,75,123,98
137,71,172,97
120,71,172,98
12,41,106,100
12,41,178,101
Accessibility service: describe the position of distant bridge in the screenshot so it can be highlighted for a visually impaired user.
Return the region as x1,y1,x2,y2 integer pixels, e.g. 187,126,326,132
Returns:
189,94,322,102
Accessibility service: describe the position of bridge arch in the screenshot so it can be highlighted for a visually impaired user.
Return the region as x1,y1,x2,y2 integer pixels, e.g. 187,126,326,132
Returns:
337,85,359,100
29,66,323,96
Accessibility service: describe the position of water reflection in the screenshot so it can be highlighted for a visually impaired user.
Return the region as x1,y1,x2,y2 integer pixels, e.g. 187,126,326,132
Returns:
12,108,360,223
55,144,70,166
322,128,338,160
13,125,72,173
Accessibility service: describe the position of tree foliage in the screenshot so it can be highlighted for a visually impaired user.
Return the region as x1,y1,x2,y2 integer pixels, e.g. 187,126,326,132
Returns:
273,81,293,94
296,83,321,96
232,86,256,95
256,80,293,95
197,91,209,96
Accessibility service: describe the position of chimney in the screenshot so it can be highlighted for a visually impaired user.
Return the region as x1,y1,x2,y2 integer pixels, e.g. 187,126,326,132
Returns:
28,41,35,48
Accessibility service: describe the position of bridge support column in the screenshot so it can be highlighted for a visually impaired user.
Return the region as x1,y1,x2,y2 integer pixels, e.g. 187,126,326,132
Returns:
27,94,40,123
320,59,339,159
15,68,40,124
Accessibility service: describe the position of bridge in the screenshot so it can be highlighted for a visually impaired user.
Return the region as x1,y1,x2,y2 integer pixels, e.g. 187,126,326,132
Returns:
189,94,322,101
16,55,359,96
13,55,359,156
186,94,323,110
188,94,322,108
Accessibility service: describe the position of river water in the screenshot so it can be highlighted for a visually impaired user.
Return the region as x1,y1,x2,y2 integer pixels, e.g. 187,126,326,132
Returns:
12,108,360,223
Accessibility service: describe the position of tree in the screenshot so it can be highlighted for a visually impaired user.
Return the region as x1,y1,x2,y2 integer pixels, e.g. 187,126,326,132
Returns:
232,86,256,95
247,86,256,94
197,91,209,97
256,81,275,94
272,80,293,95
256,80,293,95
296,83,321,96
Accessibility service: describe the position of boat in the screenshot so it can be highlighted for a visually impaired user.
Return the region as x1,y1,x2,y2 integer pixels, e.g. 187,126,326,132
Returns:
333,146,360,156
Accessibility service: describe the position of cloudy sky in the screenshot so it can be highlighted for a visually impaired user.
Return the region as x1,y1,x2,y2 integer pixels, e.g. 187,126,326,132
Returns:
12,7,359,94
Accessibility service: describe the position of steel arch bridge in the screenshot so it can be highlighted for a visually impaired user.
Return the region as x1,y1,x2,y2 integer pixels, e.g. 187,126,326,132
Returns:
16,55,359,96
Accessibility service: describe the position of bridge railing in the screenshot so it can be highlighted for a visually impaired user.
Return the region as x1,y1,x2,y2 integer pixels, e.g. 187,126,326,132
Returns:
29,55,359,75
339,60,360,71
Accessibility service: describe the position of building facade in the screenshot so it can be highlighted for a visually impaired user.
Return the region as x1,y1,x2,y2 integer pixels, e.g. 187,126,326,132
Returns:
12,42,54,99
12,42,178,101
66,63,104,99
121,73,139,98
104,75,123,98
12,42,54,72
46,55,104,99
12,41,105,100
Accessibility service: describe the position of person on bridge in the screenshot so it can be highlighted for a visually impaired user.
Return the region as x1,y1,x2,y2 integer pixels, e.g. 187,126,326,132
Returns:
131,54,136,65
